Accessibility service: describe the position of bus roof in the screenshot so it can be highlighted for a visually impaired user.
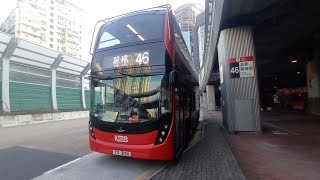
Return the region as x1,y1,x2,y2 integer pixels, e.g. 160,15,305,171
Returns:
99,4,171,23
90,4,171,54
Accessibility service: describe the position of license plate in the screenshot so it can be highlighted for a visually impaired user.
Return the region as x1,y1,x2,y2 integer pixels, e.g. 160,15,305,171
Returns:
112,150,131,157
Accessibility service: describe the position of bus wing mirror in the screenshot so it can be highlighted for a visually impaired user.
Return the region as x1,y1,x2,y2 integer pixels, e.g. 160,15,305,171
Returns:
169,70,177,85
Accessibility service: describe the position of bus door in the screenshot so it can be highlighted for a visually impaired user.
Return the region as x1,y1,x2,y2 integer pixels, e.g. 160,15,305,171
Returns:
183,92,191,145
185,93,192,141
180,92,186,148
180,88,189,148
174,87,183,154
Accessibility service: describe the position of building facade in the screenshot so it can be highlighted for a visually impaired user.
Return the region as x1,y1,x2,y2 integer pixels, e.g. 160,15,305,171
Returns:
174,3,203,61
0,0,82,59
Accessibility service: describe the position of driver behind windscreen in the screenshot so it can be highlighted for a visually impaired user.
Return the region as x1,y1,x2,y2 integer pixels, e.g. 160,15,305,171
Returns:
129,108,139,123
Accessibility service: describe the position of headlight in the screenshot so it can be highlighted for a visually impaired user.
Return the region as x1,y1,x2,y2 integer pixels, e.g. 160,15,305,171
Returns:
155,122,170,145
89,121,96,139
161,131,166,136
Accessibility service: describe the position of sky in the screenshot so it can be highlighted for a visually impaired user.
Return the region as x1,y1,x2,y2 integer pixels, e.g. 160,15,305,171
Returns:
0,0,205,62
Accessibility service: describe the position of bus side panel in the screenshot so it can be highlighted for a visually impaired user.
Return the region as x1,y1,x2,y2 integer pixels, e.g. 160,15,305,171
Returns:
150,137,175,160
150,102,176,160
151,87,177,160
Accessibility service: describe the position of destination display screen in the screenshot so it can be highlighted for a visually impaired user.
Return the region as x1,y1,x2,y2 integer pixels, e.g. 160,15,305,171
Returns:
93,50,153,76
109,51,150,68
92,42,167,77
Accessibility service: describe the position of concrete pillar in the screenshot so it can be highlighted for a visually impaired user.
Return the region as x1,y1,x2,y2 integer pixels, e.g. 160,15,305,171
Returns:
194,86,200,111
200,94,203,108
202,92,207,109
307,39,320,114
0,37,18,112
81,63,90,109
217,26,261,132
51,54,63,111
206,85,216,111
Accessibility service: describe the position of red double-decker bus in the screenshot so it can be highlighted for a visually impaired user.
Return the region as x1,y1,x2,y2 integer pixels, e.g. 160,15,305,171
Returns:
89,5,199,160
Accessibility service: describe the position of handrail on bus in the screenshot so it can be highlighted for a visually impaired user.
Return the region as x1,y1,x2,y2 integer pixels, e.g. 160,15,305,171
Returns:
89,4,172,55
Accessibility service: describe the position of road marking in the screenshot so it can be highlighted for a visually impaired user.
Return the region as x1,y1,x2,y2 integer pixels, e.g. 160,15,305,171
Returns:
264,122,300,135
135,162,168,180
42,157,81,175
145,162,170,180
48,125,62,129
272,131,289,135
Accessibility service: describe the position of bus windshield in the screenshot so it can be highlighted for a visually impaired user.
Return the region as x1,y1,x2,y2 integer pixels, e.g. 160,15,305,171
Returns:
91,74,171,123
97,10,165,50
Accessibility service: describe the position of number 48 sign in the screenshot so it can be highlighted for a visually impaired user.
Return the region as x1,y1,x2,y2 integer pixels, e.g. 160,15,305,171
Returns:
228,56,255,78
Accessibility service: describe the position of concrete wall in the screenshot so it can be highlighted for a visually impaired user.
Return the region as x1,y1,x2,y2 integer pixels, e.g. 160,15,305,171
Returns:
0,110,89,127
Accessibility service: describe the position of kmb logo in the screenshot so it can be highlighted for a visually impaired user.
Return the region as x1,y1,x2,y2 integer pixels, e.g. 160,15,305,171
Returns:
114,135,128,142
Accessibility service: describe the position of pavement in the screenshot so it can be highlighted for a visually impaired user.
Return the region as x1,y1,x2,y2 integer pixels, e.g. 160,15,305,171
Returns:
228,111,320,180
151,109,246,180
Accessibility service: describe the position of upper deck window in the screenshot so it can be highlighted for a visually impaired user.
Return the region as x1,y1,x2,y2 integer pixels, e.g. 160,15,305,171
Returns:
97,10,165,50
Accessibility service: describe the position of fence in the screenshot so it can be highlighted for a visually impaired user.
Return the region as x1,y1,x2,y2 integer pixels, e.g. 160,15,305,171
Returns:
0,31,91,113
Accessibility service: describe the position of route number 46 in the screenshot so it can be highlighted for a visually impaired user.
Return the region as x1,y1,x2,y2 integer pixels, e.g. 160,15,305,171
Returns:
135,52,149,65
230,67,239,74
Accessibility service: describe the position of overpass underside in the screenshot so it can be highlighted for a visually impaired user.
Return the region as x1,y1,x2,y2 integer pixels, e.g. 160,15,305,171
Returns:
201,0,320,132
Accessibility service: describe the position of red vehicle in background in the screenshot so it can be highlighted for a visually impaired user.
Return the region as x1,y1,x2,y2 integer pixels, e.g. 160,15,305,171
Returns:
88,5,199,160
277,87,307,110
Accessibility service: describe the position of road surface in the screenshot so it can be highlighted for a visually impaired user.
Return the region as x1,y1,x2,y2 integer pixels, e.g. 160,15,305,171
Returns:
0,118,166,180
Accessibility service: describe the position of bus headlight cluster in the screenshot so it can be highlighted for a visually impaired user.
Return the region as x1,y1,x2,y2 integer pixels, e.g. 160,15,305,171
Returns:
161,131,166,136
155,122,170,145
89,121,96,139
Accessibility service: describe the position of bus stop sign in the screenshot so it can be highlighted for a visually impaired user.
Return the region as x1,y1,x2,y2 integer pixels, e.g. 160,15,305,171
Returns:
228,56,255,78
